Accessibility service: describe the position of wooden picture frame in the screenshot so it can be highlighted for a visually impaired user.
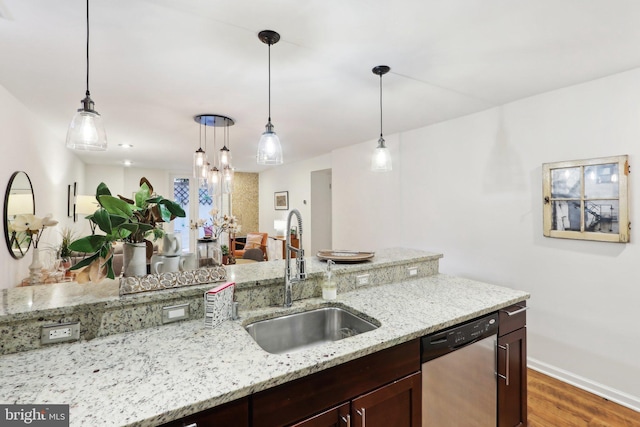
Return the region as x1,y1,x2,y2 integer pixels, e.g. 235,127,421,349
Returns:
274,191,289,210
542,155,630,243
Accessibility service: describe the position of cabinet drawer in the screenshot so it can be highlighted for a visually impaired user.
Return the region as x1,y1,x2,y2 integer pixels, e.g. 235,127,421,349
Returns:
498,302,527,337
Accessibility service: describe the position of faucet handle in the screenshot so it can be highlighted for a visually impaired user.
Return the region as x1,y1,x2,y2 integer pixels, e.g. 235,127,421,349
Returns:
297,255,307,280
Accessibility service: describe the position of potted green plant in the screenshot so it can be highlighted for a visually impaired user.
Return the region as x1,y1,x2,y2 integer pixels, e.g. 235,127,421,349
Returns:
69,178,185,282
221,244,229,265
56,227,76,276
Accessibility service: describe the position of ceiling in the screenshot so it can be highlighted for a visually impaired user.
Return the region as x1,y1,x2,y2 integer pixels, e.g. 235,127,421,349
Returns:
2,0,640,173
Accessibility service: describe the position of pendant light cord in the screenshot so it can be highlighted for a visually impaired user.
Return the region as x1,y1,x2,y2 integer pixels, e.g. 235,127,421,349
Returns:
85,0,90,97
268,43,272,122
379,73,383,139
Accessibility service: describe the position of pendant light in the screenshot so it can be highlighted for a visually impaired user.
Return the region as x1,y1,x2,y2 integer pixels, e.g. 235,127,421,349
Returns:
66,0,107,151
256,30,284,165
194,114,235,193
371,65,392,172
193,119,207,180
219,122,231,168
208,124,220,197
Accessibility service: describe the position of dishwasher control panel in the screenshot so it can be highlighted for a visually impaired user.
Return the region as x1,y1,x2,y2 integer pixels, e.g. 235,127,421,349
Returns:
420,312,499,362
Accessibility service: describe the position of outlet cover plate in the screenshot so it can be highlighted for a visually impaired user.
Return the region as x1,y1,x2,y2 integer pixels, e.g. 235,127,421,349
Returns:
41,322,80,344
356,274,370,286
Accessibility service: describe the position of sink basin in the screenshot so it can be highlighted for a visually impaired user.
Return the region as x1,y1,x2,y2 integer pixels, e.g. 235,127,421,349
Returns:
245,306,379,354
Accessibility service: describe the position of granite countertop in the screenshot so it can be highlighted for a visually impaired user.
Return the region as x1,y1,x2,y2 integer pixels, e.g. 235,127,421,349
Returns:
0,273,529,426
0,247,441,320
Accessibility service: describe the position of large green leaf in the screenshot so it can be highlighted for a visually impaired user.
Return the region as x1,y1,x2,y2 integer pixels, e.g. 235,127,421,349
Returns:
159,199,186,217
135,183,151,208
92,208,112,234
69,253,99,271
99,195,134,218
69,235,108,253
119,223,139,234
96,182,112,199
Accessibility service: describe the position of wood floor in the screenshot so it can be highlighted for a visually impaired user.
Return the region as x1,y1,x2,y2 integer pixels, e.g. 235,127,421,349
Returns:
528,369,640,427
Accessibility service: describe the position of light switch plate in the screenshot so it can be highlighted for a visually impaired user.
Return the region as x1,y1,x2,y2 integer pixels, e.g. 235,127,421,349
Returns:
407,267,418,276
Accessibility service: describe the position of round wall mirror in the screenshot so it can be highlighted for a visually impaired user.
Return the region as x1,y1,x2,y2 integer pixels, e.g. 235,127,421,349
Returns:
4,171,35,259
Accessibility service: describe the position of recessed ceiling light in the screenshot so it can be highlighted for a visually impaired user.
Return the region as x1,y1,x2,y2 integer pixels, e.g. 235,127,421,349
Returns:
118,143,133,149
123,160,133,167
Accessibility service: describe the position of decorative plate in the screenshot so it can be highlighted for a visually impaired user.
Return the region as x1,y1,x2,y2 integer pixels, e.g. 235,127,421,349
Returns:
316,250,375,263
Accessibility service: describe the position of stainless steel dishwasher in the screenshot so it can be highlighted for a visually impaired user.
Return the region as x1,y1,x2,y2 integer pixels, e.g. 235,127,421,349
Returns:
421,313,499,427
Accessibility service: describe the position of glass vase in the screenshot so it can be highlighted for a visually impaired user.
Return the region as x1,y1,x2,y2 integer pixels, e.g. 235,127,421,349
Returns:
197,238,222,267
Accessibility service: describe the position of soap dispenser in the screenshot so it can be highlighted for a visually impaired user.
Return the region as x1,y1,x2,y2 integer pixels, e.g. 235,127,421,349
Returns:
322,259,337,300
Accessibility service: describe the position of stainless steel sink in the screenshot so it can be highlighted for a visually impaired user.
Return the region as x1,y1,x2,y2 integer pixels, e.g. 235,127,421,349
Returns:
245,306,379,354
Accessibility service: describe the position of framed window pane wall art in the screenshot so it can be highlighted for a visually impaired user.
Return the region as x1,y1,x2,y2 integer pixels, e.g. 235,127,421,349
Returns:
542,155,630,243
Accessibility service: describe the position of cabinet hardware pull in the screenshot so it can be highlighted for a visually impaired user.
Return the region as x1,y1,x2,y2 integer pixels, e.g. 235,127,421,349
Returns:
341,414,351,427
184,423,197,427
498,343,510,386
356,408,366,427
500,305,528,316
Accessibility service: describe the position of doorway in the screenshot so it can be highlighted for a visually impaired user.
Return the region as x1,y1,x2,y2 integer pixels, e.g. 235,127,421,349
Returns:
310,169,332,255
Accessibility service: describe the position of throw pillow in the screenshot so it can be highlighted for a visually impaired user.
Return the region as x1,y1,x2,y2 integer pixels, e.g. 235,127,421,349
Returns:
246,234,263,249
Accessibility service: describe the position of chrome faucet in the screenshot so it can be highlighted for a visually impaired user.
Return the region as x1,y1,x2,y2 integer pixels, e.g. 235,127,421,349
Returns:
284,209,306,307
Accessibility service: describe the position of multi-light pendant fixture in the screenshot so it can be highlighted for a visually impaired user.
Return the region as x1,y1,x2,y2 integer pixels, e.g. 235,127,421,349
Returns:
193,114,235,195
371,65,392,172
256,30,284,165
66,0,107,151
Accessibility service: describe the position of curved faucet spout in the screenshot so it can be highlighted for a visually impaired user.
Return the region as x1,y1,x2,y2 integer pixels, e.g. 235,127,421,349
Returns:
284,209,306,307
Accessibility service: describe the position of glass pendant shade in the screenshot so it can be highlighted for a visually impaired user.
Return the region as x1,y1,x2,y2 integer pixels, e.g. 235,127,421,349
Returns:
257,122,283,165
66,103,107,151
219,146,231,168
193,148,206,178
222,166,234,194
371,137,392,172
208,166,220,196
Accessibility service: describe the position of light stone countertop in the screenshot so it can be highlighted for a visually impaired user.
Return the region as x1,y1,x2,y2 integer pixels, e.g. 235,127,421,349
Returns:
0,247,440,320
0,273,529,426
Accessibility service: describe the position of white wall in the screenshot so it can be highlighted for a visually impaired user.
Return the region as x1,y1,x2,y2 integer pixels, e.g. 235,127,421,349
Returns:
259,154,331,253
0,85,85,288
328,68,640,410
310,169,332,255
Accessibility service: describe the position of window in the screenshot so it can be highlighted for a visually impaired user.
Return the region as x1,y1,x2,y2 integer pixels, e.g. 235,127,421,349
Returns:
542,155,629,243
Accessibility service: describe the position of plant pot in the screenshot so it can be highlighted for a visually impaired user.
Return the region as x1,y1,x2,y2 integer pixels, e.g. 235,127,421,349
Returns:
222,255,229,265
123,242,147,277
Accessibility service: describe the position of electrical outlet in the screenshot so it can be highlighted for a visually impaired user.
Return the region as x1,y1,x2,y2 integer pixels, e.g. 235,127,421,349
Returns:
41,322,80,344
407,267,418,277
356,274,370,286
162,303,190,324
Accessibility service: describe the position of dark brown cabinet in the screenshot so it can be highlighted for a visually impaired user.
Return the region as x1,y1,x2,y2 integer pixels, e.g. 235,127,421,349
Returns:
253,340,420,427
497,302,528,427
351,372,421,427
290,403,350,427
291,372,421,427
158,397,249,427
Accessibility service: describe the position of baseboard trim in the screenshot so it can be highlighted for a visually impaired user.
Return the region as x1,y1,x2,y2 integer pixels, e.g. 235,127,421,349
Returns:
528,358,640,413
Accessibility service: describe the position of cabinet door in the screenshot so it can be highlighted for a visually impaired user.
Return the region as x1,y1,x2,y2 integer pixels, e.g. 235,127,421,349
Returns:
351,372,421,427
158,397,249,427
290,402,350,427
498,327,527,427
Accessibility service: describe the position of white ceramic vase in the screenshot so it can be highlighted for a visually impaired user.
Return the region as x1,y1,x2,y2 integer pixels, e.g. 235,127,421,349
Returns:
123,242,147,277
28,247,43,285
